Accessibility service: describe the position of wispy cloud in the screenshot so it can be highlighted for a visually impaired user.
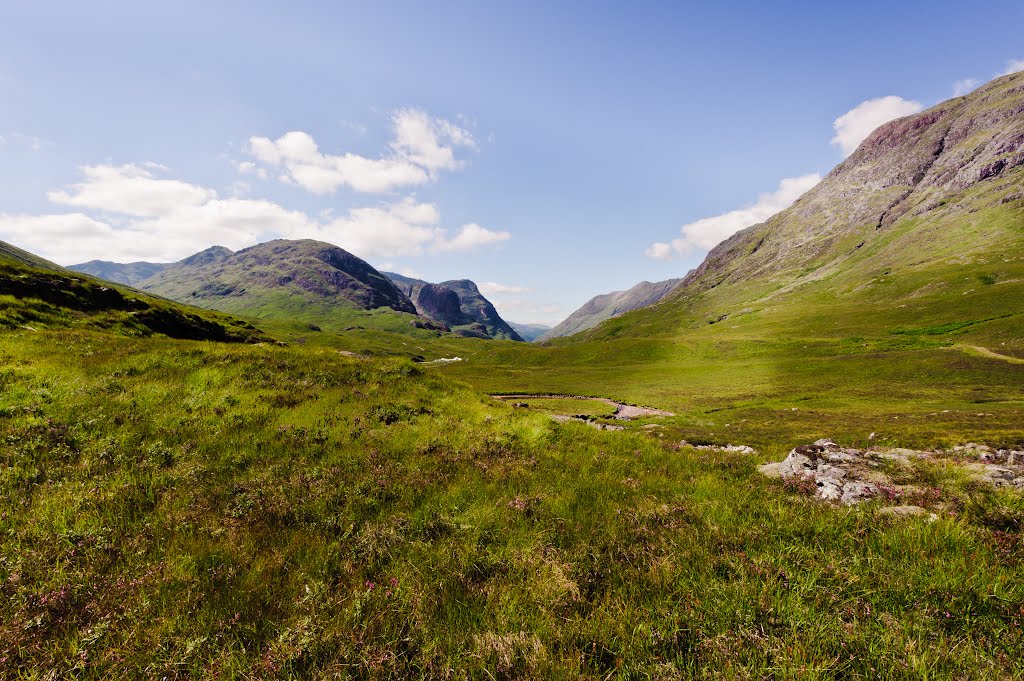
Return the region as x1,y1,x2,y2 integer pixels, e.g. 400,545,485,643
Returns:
478,282,531,295
7,132,55,152
998,58,1024,77
953,78,980,97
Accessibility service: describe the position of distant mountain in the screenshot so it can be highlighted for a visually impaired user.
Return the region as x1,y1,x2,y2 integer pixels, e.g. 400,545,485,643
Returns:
384,273,524,341
539,278,683,341
508,322,551,342
70,260,170,286
136,240,417,328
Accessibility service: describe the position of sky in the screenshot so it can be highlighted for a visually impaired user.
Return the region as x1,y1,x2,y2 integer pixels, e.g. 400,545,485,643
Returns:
1,1,1023,325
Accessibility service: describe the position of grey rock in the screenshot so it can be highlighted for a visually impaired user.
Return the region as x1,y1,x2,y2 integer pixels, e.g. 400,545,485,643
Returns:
841,482,877,505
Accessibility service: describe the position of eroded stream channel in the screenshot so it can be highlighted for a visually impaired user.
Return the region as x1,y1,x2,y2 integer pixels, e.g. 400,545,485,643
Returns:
491,394,674,430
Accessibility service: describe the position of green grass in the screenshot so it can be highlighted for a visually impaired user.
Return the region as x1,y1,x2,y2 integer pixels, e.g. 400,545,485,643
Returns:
1,327,1022,679
0,158,1022,676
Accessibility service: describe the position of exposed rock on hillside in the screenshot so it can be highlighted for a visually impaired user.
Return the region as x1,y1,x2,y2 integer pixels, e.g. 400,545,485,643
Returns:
385,273,523,341
760,439,1024,506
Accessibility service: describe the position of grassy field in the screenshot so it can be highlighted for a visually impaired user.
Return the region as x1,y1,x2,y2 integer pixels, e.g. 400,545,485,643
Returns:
1,327,1022,679
1,179,1022,676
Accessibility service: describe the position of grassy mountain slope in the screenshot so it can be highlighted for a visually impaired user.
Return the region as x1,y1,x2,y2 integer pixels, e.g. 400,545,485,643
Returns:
538,278,683,341
139,240,420,332
0,239,263,342
0,241,68,271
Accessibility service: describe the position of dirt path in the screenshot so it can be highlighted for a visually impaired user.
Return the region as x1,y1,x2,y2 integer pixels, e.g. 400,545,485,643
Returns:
492,394,674,420
951,344,1024,365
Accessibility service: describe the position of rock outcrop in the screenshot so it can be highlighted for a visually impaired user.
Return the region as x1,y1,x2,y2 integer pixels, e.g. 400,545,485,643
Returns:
760,439,1024,505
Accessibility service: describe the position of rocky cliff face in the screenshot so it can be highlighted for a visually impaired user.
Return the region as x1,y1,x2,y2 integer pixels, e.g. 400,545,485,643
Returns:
539,278,683,341
384,273,524,341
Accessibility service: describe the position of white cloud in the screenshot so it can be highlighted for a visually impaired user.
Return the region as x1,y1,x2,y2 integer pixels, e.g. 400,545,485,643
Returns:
246,109,476,194
0,163,508,264
434,222,510,253
478,281,531,295
830,96,923,157
390,108,476,174
953,78,980,97
235,160,267,180
49,163,215,217
998,59,1024,76
310,198,443,258
645,174,821,261
0,212,156,264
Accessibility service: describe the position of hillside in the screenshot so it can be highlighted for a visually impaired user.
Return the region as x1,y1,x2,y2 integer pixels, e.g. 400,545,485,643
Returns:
138,240,419,331
544,70,1024,350
608,70,1024,342
538,278,682,340
385,273,524,341
0,239,263,342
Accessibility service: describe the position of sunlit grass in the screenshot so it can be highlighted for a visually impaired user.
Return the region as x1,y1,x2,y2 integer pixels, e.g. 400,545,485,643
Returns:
0,328,1021,678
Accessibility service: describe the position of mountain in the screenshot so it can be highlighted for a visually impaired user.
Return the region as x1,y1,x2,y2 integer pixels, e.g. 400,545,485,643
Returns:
538,278,683,340
70,260,170,286
138,240,418,329
572,70,1024,348
384,273,524,341
508,321,551,342
0,239,263,342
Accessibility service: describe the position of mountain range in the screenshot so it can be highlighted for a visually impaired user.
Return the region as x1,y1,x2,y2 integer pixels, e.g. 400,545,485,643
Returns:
70,240,523,340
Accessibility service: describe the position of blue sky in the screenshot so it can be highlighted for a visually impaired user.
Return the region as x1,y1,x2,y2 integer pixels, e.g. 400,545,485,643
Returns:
1,1,1022,324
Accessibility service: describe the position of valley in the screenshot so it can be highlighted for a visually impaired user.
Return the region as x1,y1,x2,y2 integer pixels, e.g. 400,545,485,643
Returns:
1,62,1023,679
